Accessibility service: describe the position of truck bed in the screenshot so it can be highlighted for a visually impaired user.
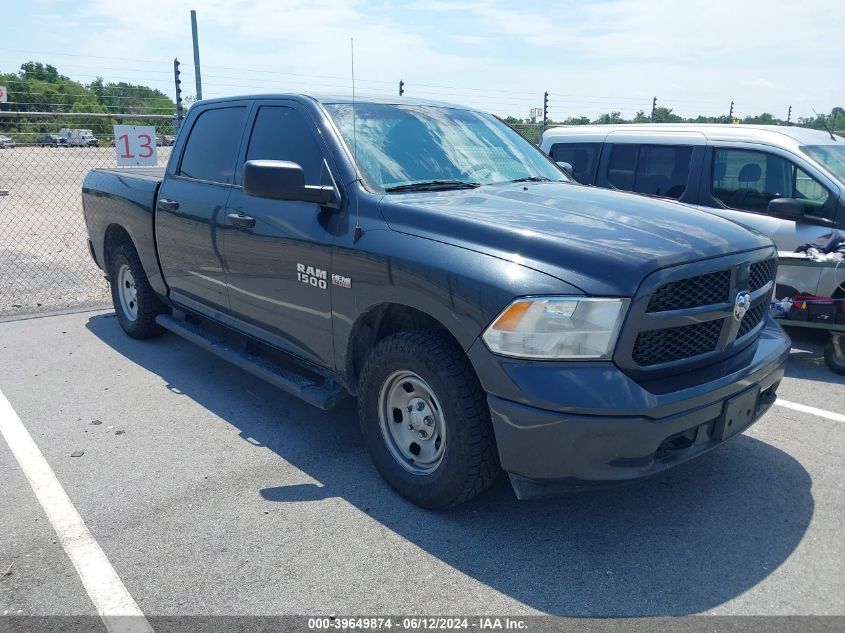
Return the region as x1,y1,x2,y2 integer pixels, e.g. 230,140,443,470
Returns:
82,167,166,295
92,166,166,182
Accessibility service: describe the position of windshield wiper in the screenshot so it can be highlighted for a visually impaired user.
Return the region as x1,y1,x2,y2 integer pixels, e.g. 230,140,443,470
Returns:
508,176,552,183
384,180,481,192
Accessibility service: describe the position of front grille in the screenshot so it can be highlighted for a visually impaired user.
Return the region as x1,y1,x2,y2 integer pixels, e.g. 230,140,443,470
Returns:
749,258,777,292
617,249,777,375
737,302,766,338
647,270,730,312
632,319,722,366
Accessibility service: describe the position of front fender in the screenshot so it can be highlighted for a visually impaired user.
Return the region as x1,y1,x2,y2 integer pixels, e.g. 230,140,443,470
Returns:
331,229,581,381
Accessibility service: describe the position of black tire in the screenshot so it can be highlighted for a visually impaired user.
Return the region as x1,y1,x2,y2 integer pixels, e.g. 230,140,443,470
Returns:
109,242,166,339
824,334,845,375
357,331,500,509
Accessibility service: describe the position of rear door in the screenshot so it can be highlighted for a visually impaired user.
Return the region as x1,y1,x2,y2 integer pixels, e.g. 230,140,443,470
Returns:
156,103,250,320
221,100,340,368
595,132,705,204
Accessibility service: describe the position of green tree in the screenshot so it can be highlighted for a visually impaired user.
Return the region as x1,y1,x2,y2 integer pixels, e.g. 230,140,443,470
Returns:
742,112,780,125
651,107,683,123
594,111,622,124
563,116,591,125
19,61,66,83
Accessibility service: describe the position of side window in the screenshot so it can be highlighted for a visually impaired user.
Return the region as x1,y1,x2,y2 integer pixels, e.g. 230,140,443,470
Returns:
634,145,692,199
548,142,601,184
712,148,791,213
607,144,637,191
793,166,832,218
244,106,326,185
712,148,833,217
607,144,692,199
179,106,248,184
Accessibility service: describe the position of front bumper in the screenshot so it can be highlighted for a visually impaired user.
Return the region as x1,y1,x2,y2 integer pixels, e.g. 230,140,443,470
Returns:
469,317,790,494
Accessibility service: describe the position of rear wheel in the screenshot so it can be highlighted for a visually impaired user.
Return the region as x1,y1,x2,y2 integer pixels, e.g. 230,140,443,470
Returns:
358,332,499,509
824,333,845,375
109,242,166,339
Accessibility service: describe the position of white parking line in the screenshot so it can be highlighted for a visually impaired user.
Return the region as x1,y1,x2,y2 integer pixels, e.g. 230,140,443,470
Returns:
0,389,153,633
775,398,845,424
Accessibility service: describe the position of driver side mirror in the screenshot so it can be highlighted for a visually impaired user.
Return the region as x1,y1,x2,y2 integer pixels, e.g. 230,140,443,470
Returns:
243,160,340,208
767,197,804,220
556,161,574,178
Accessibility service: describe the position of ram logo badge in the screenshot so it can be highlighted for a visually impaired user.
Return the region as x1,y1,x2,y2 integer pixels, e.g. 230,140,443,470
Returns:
296,263,327,289
733,291,752,322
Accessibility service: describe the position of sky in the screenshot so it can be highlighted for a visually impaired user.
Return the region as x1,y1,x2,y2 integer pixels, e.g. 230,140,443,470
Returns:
2,0,843,121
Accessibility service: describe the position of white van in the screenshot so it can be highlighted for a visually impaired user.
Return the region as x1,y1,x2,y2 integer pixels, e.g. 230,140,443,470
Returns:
540,124,845,298
59,128,99,147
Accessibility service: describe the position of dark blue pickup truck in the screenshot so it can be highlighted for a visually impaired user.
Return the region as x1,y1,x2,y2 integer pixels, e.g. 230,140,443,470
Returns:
82,95,790,508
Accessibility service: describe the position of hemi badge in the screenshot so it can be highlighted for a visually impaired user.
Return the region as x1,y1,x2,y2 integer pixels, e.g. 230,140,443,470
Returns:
332,274,351,289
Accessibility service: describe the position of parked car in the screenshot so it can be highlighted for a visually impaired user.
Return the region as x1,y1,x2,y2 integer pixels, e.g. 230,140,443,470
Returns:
38,134,67,147
540,124,845,298
160,134,175,146
59,127,99,147
0,134,16,149
82,95,789,508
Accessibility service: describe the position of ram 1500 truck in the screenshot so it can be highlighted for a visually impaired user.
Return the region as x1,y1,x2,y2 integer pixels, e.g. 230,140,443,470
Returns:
82,95,791,508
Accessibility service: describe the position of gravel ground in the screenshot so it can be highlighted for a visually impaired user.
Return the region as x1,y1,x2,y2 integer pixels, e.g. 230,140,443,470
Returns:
0,311,842,621
0,146,171,317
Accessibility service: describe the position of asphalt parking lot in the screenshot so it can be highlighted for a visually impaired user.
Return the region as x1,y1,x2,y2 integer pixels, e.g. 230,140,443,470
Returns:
1,308,843,619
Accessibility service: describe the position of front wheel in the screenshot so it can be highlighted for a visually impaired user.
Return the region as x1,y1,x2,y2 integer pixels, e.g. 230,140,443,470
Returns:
109,242,166,339
358,332,499,509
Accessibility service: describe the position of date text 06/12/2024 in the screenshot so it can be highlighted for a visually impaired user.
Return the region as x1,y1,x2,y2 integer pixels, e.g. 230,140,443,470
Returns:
307,617,528,630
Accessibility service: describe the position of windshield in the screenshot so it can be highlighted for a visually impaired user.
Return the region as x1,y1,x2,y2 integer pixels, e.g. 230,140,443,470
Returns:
802,145,845,185
323,103,568,192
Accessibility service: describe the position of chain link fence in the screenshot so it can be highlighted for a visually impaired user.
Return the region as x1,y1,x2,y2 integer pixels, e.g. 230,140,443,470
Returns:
0,112,176,317
510,123,543,144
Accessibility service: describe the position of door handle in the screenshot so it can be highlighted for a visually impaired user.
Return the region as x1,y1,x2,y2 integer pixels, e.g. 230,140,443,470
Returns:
157,198,180,211
226,213,256,229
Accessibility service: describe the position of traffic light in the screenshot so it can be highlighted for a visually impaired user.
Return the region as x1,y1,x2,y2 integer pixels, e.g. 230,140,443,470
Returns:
543,91,549,130
399,80,404,96
729,100,734,121
651,97,657,121
787,105,792,124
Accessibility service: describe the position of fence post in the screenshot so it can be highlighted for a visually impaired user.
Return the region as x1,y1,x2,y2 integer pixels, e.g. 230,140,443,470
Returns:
173,58,184,133
542,91,549,139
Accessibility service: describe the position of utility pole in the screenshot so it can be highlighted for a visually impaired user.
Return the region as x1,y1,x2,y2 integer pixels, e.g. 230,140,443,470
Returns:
191,9,203,101
542,91,549,135
651,96,657,122
399,80,404,96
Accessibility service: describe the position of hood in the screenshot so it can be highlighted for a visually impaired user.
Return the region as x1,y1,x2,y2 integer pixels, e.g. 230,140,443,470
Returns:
378,182,773,296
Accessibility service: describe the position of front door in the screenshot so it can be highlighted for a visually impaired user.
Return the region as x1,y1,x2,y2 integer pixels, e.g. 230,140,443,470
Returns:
222,102,338,368
697,145,840,251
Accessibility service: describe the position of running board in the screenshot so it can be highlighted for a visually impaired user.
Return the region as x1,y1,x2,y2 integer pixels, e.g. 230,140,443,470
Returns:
155,314,345,410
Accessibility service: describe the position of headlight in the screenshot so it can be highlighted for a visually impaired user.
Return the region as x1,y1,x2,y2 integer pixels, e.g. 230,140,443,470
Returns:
482,297,629,360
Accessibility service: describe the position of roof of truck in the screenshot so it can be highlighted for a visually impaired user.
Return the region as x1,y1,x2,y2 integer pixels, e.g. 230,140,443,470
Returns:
542,123,841,148
192,93,478,111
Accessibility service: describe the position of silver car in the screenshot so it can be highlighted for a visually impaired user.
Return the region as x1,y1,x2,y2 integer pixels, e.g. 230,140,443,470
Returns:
540,124,845,298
